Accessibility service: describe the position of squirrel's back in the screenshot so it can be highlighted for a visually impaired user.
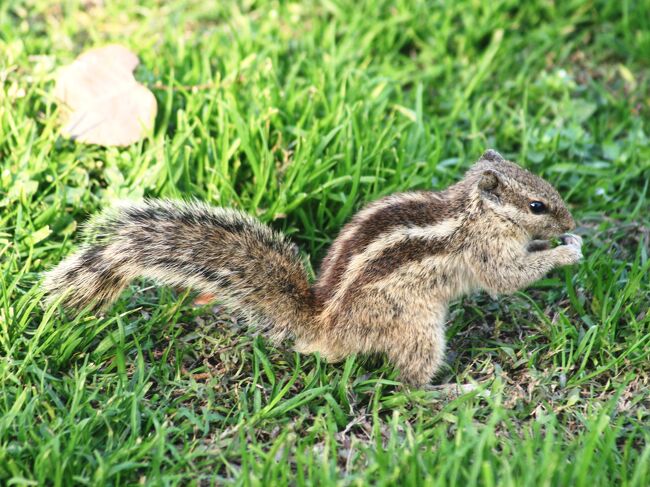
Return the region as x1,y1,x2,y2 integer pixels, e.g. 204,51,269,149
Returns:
43,200,315,342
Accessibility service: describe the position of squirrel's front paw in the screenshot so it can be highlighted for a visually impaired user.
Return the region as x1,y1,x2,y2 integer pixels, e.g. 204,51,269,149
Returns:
560,233,582,249
556,233,583,264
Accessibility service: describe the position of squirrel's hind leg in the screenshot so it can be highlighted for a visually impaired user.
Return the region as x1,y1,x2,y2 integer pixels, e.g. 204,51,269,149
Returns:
293,338,348,363
385,323,446,387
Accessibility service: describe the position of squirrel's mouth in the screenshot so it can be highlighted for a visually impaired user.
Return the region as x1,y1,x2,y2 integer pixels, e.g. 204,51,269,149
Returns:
527,239,551,252
527,234,567,252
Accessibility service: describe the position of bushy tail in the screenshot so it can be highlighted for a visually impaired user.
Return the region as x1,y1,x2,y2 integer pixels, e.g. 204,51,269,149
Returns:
43,200,316,342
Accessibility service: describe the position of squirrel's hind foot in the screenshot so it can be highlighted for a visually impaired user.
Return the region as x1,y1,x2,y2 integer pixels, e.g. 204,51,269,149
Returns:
293,338,348,363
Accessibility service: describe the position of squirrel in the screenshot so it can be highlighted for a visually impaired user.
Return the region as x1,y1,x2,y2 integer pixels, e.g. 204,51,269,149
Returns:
43,150,583,387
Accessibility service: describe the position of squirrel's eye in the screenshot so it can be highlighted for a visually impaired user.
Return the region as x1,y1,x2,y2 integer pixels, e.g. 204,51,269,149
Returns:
529,201,547,214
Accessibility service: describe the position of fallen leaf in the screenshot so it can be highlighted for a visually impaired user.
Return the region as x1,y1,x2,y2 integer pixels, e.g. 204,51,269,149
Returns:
194,293,217,306
54,44,157,147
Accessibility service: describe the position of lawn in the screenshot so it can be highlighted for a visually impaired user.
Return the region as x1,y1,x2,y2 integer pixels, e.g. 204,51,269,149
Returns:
1,0,649,485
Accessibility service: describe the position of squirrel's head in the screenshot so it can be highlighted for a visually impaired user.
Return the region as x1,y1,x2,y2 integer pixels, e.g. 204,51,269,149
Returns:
467,149,575,240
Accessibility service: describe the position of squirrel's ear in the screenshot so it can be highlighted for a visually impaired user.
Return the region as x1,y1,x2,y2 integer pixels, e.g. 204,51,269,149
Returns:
480,149,505,162
478,169,500,192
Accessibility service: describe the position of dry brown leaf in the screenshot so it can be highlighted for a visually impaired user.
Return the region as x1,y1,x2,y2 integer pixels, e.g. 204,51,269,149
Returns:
54,44,157,147
194,293,217,306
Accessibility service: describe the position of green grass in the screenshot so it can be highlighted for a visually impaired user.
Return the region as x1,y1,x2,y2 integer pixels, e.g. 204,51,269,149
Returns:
1,0,649,485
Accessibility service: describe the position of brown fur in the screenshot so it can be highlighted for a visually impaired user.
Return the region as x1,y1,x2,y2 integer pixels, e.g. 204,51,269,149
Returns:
43,150,582,387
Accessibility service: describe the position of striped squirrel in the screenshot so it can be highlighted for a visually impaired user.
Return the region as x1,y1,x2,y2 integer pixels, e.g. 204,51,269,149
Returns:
43,150,582,387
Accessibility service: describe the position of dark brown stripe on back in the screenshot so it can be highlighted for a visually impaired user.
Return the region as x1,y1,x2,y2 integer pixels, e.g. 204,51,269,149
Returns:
337,236,452,311
315,191,462,303
359,236,451,284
